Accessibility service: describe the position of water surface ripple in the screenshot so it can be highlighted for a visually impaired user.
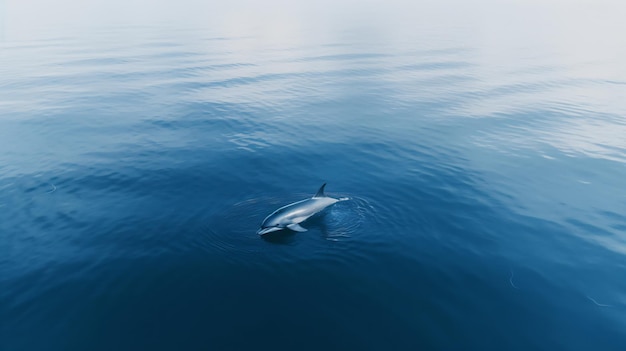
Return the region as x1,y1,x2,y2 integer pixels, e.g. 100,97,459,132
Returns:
1,19,626,351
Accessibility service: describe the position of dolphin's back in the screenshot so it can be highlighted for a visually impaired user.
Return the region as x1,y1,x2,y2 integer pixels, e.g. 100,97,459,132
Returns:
263,197,337,225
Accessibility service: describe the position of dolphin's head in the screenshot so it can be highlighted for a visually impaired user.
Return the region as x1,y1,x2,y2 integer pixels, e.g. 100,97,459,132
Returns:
257,225,283,235
257,215,284,235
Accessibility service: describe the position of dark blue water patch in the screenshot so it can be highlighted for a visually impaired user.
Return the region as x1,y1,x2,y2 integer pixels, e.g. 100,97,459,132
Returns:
4,235,625,351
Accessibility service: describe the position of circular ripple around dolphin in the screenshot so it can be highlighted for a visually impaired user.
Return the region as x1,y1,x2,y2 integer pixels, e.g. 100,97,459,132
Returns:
184,195,299,263
191,194,377,249
314,195,375,242
183,193,386,271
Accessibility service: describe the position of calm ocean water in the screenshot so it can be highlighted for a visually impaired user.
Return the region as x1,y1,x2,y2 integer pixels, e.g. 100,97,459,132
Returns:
2,2,626,350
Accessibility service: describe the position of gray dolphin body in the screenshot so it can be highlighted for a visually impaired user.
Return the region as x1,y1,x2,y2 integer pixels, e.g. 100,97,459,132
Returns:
257,183,341,235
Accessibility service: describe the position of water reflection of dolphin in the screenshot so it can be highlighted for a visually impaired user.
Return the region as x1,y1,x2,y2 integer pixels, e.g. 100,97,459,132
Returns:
257,183,346,235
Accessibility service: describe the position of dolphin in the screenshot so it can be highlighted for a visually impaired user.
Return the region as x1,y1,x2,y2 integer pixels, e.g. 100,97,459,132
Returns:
257,183,343,235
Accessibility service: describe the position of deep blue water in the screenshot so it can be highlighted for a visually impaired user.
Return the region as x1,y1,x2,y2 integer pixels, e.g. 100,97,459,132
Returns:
2,5,626,350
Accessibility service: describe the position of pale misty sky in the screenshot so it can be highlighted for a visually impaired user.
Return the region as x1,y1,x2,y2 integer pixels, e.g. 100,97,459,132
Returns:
2,0,625,41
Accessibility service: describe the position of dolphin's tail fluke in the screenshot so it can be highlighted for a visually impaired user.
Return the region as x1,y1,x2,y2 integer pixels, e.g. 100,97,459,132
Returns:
314,183,327,198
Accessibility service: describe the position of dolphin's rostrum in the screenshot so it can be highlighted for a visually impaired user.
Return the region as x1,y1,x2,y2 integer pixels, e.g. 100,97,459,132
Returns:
257,183,343,235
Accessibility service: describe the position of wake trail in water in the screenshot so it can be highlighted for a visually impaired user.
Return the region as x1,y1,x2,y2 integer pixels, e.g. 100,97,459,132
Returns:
586,296,612,308
509,269,520,289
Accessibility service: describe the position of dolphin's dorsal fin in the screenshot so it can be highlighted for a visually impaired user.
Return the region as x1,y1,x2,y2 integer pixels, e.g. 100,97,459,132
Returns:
314,183,327,198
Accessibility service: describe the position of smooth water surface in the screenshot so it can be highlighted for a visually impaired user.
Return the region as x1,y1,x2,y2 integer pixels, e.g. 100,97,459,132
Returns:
2,2,626,350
